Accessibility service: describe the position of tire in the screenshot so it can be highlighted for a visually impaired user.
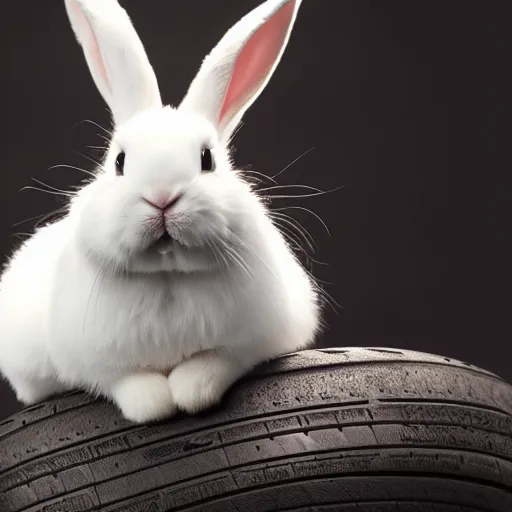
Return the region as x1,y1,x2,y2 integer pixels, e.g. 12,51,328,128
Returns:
0,348,511,512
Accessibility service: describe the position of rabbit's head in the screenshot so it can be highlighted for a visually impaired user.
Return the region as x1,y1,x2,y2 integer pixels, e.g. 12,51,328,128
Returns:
64,0,302,273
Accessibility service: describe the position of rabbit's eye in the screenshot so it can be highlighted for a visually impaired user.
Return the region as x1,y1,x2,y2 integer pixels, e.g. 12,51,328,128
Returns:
201,148,214,172
116,152,126,176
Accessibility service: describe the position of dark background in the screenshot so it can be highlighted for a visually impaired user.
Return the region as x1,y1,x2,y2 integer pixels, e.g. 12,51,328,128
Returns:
0,1,509,420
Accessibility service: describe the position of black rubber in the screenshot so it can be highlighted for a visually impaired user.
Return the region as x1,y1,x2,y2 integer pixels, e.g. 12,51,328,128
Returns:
1,347,511,511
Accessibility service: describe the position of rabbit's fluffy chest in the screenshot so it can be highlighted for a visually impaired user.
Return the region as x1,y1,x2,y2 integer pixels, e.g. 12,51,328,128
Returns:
48,252,248,385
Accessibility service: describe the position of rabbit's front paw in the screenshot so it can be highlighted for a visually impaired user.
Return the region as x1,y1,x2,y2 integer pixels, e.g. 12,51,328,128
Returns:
111,372,177,424
168,351,244,414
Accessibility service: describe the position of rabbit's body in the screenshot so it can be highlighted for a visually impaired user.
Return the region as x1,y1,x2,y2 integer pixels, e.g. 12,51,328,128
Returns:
0,221,68,403
0,0,320,423
1,206,315,390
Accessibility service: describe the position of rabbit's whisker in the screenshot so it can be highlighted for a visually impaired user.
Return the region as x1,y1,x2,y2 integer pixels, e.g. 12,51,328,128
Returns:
30,178,73,195
80,119,113,136
220,239,252,279
45,163,96,178
258,184,324,194
72,148,103,168
271,147,315,180
240,169,277,185
229,231,284,287
12,233,32,240
265,185,344,200
273,205,331,237
19,186,72,198
269,212,316,252
12,207,67,229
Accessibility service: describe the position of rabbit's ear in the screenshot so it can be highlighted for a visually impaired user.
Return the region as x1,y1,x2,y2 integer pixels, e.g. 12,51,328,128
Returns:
179,0,301,143
64,0,162,125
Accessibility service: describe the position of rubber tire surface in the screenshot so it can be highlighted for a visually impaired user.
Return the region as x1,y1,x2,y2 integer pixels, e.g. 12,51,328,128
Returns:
0,347,511,512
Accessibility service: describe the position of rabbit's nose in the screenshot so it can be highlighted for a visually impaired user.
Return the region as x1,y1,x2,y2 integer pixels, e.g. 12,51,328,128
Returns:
142,192,182,211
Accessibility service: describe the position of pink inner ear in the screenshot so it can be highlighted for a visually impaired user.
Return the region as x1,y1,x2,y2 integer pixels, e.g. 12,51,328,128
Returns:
219,0,296,125
69,0,111,93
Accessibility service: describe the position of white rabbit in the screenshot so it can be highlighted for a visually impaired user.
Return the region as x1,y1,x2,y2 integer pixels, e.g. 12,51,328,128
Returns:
0,0,320,423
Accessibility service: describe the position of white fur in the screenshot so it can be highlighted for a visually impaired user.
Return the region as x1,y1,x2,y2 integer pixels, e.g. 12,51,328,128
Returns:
180,0,303,141
64,0,162,124
0,0,319,423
